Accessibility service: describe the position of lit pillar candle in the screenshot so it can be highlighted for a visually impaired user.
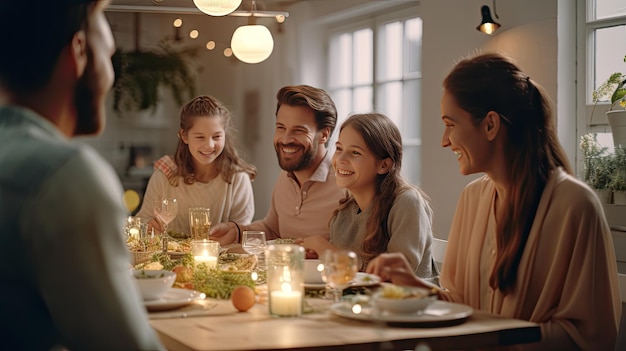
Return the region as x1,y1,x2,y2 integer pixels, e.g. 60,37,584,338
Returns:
269,283,302,316
194,249,218,269
192,240,219,270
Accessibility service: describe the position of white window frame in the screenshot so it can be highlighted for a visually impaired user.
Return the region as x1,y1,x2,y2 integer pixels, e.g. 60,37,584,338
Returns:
325,5,422,185
579,0,626,131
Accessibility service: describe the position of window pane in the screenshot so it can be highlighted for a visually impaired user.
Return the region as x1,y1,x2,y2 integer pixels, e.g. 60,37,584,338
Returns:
403,145,421,185
353,29,373,85
328,33,352,89
352,86,373,113
333,89,352,125
377,82,403,127
403,79,420,139
378,21,403,80
593,24,626,99
405,17,422,74
593,0,626,20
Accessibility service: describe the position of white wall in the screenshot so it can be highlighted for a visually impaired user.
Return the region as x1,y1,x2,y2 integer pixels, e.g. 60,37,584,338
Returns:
96,0,568,238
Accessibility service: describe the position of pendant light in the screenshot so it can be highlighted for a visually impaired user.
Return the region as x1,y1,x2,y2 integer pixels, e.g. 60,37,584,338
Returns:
230,0,274,64
231,19,274,64
193,0,242,16
477,0,501,35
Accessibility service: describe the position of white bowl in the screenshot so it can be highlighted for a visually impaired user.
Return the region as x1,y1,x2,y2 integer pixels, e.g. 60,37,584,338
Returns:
372,287,436,314
132,269,176,301
304,259,324,284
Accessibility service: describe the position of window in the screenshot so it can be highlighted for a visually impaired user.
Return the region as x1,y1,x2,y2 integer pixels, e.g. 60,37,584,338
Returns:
583,0,626,149
326,7,422,185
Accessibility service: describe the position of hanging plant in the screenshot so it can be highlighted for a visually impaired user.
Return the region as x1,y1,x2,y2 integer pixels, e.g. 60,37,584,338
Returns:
112,41,200,113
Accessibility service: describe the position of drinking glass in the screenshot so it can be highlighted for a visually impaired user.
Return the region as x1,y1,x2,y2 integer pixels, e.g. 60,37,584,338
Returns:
242,231,267,280
153,198,178,253
189,207,211,240
321,250,358,302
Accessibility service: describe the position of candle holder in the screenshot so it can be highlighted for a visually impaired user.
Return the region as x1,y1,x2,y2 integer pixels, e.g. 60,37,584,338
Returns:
265,244,304,317
124,216,144,239
192,239,220,270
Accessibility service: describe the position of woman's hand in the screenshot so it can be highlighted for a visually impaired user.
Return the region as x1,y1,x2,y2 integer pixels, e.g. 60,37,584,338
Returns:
300,235,334,259
146,218,163,235
366,253,428,288
209,222,238,246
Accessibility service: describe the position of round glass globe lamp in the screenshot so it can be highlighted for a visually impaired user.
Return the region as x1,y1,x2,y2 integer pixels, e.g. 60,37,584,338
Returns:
193,0,242,16
230,24,274,64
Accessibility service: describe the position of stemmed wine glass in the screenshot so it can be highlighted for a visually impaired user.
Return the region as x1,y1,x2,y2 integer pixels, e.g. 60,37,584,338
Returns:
321,249,358,303
153,198,178,253
242,231,267,281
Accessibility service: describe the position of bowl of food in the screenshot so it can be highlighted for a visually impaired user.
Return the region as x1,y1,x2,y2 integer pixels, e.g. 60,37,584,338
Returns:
132,269,176,301
372,283,437,314
304,259,324,284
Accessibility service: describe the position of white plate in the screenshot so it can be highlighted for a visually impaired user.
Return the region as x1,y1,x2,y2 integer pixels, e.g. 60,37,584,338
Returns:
330,300,473,324
144,288,205,312
351,272,381,287
304,272,381,289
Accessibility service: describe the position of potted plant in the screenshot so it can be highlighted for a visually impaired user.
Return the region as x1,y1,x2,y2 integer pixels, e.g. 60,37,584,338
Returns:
593,54,626,147
580,133,613,203
610,145,626,204
111,41,200,114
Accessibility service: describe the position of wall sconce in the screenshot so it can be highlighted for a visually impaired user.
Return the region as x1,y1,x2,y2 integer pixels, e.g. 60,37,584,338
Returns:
193,0,242,16
477,0,501,35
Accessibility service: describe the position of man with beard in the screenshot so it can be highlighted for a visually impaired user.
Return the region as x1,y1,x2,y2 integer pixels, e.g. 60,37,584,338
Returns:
211,85,344,245
0,1,164,350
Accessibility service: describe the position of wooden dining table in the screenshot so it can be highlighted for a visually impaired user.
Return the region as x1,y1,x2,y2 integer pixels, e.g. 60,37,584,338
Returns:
149,296,541,351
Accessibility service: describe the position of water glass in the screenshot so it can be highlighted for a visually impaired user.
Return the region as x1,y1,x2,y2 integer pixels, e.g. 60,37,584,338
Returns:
189,207,211,240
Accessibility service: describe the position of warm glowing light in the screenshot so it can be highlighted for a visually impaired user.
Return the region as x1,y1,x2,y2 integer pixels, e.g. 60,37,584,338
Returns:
275,14,285,23
173,18,183,27
206,41,216,50
224,48,233,57
230,24,274,64
193,0,242,16
189,30,199,39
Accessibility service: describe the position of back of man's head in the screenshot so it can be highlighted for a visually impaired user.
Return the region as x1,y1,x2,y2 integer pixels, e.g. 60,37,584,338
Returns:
0,0,96,94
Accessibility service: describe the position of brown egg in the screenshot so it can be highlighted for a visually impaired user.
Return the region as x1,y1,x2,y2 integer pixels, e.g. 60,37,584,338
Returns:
231,286,256,312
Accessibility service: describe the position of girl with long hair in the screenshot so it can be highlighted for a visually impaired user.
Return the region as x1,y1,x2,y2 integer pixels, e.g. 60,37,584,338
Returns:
137,95,256,235
303,113,438,281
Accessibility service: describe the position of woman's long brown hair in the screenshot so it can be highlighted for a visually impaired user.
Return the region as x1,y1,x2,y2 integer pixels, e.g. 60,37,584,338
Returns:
443,53,572,293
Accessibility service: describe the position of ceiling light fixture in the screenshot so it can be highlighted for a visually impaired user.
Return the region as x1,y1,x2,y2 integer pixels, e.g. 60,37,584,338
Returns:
193,0,242,16
230,0,275,64
477,0,501,35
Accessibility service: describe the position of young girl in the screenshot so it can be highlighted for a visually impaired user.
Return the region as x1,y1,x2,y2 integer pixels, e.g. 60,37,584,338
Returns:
302,113,438,281
136,95,256,235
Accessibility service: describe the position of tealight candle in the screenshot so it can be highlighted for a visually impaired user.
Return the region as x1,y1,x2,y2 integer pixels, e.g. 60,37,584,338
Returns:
192,240,220,270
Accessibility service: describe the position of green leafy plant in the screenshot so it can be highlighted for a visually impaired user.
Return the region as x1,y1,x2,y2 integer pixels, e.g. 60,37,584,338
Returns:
112,41,199,113
580,133,614,189
610,146,626,193
592,54,626,111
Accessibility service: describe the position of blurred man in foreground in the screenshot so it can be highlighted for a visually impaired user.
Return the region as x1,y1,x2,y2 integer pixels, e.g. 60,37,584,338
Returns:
0,0,165,349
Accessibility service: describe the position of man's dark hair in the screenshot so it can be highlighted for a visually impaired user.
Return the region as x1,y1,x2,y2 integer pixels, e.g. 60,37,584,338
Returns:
0,0,95,93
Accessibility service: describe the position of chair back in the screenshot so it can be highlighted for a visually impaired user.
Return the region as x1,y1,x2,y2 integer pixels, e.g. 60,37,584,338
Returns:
432,237,447,271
